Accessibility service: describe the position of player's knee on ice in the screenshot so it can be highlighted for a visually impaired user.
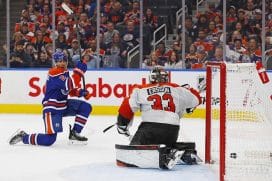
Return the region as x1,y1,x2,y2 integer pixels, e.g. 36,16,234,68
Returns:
38,134,57,146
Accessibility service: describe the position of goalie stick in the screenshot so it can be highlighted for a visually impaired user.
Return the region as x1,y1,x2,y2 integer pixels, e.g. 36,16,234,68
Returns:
61,2,86,90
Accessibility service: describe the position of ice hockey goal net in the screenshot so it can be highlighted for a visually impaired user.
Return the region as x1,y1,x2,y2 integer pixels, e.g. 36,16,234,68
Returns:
205,62,272,181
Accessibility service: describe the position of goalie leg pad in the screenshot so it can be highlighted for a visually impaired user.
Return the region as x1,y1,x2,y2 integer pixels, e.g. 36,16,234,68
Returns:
115,144,183,170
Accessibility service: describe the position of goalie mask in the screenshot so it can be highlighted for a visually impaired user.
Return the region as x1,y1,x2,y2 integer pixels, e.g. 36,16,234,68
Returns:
149,66,169,83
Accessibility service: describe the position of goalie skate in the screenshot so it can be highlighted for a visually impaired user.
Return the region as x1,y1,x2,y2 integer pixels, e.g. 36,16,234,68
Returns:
9,129,27,145
68,125,88,145
164,149,184,169
178,150,202,165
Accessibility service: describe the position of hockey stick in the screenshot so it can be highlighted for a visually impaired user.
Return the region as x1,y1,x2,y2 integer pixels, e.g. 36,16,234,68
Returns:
103,123,116,133
61,3,86,90
103,123,132,140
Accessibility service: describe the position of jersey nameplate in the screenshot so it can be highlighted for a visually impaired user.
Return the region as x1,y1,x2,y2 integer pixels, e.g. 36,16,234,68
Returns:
147,87,171,95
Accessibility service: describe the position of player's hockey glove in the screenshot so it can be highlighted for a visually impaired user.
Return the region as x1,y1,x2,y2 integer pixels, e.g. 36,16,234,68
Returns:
117,114,130,137
73,61,87,76
75,88,89,97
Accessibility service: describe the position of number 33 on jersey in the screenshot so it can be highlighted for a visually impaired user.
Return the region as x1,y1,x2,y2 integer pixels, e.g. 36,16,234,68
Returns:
118,82,201,126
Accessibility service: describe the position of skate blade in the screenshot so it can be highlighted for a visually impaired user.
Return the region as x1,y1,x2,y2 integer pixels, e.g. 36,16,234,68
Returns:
68,139,88,145
7,129,21,145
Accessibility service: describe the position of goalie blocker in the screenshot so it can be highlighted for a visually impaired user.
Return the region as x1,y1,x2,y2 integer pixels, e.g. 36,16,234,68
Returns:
115,142,201,170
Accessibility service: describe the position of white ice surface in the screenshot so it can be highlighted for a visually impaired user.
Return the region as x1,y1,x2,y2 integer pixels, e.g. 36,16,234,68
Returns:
0,114,217,181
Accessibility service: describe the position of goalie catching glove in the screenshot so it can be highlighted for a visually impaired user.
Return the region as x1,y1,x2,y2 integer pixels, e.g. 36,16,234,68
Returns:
117,114,130,137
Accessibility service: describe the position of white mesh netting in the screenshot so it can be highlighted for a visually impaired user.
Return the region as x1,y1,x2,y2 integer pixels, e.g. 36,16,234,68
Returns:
209,63,272,181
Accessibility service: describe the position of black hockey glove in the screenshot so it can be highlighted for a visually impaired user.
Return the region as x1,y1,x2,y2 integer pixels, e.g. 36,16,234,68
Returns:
186,107,195,114
117,125,130,137
117,114,130,137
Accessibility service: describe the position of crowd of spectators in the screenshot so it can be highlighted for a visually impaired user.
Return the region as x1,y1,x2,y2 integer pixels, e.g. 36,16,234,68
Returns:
2,0,272,69
143,0,272,69
5,0,158,68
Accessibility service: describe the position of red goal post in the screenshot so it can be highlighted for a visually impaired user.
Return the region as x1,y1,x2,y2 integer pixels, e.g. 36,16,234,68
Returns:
205,62,226,181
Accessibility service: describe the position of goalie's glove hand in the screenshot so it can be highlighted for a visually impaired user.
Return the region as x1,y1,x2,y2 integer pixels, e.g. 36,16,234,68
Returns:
117,114,131,137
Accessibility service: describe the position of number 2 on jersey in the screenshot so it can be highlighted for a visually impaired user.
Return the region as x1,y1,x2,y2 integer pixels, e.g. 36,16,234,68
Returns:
147,93,175,112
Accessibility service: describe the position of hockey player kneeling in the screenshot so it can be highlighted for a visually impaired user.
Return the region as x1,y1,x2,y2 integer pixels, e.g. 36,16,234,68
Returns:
115,66,202,170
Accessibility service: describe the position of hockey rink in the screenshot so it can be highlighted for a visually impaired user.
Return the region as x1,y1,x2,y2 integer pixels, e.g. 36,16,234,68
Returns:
0,114,217,181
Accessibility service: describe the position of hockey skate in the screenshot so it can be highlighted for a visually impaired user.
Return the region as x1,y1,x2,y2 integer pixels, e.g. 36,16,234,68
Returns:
9,129,27,145
68,125,88,145
164,149,184,169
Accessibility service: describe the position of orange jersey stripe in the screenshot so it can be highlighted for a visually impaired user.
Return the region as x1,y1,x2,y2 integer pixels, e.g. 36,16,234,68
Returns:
46,112,54,134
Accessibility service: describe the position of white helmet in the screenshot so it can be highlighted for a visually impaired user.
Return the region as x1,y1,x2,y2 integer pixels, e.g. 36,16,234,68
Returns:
149,66,169,83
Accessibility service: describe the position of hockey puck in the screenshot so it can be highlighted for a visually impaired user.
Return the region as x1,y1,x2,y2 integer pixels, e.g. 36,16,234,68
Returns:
230,153,237,159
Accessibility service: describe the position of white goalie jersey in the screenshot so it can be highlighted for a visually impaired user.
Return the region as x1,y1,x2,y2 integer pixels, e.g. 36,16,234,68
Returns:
123,83,201,126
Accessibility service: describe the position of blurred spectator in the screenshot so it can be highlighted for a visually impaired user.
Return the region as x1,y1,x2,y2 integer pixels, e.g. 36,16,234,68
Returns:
31,30,48,53
44,43,54,63
108,1,125,25
143,8,158,32
196,46,208,66
40,3,51,17
226,5,237,25
210,45,224,62
39,14,52,29
178,16,198,50
33,51,52,68
103,22,119,45
19,22,35,42
244,0,256,21
10,40,29,67
196,14,209,33
87,38,105,67
1,44,7,66
194,30,214,53
56,33,69,50
164,51,181,69
185,44,199,69
206,21,219,44
226,38,247,63
55,21,70,40
27,4,38,22
104,32,124,68
11,32,25,51
120,20,139,67
236,8,250,29
100,13,109,34
34,0,45,13
88,0,97,18
142,51,159,68
231,22,248,40
39,23,52,41
124,1,140,25
248,9,262,35
68,39,83,60
19,9,31,23
243,37,262,63
24,43,36,67
155,42,171,66
82,49,100,68
79,12,92,36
